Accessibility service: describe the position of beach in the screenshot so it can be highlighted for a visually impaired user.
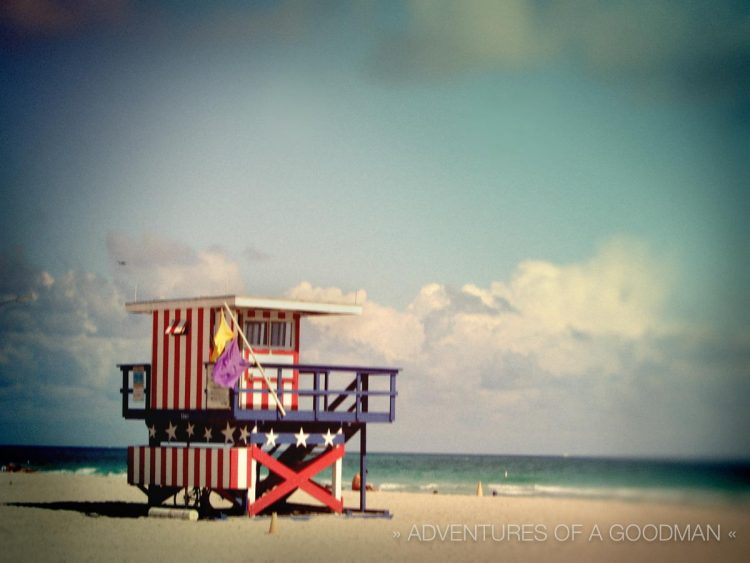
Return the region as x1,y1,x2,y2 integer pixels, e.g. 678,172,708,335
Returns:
1,472,748,562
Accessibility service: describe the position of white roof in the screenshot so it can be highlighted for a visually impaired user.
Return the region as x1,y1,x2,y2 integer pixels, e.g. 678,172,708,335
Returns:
125,294,362,316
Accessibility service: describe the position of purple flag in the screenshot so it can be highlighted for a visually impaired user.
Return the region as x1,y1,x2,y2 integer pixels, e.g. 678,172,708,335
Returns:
212,337,251,388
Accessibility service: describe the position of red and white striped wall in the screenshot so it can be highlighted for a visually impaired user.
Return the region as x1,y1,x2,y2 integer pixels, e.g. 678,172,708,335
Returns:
150,307,301,412
239,310,300,411
239,353,298,411
127,446,254,492
128,444,343,513
151,307,212,411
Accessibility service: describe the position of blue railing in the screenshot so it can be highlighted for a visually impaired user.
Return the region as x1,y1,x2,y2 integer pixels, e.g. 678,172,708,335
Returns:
118,362,399,423
234,363,399,423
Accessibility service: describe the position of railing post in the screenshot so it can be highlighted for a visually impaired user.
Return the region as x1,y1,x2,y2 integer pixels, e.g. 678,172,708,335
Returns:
313,371,320,421
355,372,362,421
221,362,397,422
145,365,151,412
324,372,329,411
233,377,239,417
121,367,128,419
389,371,396,422
362,372,369,415
276,367,283,419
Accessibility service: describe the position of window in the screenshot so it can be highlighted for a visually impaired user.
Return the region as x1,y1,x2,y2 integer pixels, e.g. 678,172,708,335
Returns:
244,321,267,347
270,321,292,348
244,319,293,349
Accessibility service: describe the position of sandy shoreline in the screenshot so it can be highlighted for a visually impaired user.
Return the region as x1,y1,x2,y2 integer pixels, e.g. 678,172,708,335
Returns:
1,473,748,562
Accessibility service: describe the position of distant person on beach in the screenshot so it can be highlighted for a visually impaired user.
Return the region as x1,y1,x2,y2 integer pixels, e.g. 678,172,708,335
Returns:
351,472,376,492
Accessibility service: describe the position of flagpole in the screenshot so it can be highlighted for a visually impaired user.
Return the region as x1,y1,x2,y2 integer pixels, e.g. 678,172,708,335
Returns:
223,302,287,417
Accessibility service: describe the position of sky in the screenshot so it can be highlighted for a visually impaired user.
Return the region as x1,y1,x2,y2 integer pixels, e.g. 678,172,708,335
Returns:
0,0,748,458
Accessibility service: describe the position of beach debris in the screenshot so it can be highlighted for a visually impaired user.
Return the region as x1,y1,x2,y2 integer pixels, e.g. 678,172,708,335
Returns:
148,507,199,521
1,463,35,473
268,511,279,534
476,481,483,497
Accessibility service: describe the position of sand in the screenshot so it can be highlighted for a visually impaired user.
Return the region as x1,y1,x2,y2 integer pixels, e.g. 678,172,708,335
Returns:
1,473,748,562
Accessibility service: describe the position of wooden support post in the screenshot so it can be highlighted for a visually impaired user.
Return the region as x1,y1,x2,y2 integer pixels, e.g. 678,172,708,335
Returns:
332,452,342,503
359,424,367,512
275,367,283,410
247,454,257,514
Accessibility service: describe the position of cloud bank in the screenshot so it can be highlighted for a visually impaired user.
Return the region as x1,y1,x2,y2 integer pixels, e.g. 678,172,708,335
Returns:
293,238,671,374
0,234,248,445
107,233,246,300
292,238,747,456
0,234,746,455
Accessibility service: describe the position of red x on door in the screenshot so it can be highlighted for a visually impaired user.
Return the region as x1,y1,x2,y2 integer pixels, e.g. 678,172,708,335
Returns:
249,444,344,515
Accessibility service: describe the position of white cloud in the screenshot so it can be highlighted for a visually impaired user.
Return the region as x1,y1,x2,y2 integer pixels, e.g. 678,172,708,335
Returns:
0,253,147,400
108,232,246,300
409,283,451,318
286,282,360,305
287,282,424,365
295,238,672,384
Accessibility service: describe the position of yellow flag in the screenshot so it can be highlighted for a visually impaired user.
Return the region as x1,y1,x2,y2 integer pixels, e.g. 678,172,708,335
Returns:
210,312,234,361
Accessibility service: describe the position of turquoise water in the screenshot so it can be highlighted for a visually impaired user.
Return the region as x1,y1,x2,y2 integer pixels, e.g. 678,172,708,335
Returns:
343,452,750,504
3,446,749,505
1,446,127,476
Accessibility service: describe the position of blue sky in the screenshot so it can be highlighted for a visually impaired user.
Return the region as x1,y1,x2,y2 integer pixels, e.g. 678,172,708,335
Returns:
0,1,748,457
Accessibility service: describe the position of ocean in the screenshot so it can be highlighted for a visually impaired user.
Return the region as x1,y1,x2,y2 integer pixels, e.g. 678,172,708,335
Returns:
2,446,749,505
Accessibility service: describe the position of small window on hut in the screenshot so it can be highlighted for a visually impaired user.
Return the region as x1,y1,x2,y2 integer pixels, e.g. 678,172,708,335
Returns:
244,321,267,347
269,321,293,349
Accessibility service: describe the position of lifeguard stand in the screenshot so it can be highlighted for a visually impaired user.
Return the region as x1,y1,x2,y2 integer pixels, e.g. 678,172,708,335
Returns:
118,295,399,516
